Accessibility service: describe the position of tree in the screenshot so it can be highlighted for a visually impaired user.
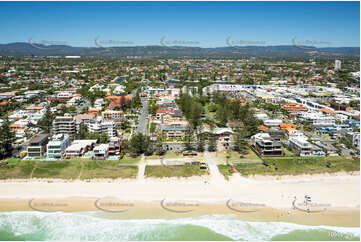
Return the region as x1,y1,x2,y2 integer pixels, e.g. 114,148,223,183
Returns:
196,133,205,152
233,128,249,157
0,117,15,159
148,103,159,116
184,125,194,151
128,133,150,155
38,108,54,134
190,102,202,129
120,95,127,112
76,123,89,140
208,134,217,152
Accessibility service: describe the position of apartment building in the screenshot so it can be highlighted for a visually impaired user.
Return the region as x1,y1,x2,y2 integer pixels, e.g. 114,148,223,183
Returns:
108,137,121,157
88,117,117,137
47,134,70,159
53,113,76,135
75,113,95,131
282,103,308,114
288,136,325,157
264,119,283,127
161,126,186,139
102,110,124,120
27,134,48,157
251,133,283,157
288,137,313,156
299,112,335,127
93,144,109,160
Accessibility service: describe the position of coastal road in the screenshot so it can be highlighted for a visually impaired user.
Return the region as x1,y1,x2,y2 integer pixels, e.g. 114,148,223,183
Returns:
135,98,149,135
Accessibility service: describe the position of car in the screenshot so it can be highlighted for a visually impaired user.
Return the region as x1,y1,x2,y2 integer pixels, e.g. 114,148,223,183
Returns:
200,162,208,170
183,150,197,156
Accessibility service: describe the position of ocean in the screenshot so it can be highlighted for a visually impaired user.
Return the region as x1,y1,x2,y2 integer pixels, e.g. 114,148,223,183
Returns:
0,211,359,241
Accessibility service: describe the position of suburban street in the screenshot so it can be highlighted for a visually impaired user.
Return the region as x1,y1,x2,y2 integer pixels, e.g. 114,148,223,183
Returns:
135,98,149,135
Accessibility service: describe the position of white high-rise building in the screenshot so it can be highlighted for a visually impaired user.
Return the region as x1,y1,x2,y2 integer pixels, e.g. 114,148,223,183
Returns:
335,60,341,71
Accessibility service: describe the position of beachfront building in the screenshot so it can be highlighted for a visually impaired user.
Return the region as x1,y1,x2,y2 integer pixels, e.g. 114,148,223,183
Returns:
288,136,325,157
251,133,283,157
53,113,76,135
108,137,121,157
65,140,97,158
46,134,70,159
93,144,109,160
27,134,48,157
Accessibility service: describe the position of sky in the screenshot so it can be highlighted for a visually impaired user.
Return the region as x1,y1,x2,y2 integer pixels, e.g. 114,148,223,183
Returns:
0,1,359,48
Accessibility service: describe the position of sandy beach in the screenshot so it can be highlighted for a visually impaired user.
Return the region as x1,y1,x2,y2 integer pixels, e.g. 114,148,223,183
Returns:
0,172,359,227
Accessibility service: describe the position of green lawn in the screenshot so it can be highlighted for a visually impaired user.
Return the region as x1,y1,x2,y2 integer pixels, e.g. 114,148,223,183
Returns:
218,156,359,178
81,160,138,179
211,149,262,164
145,151,204,160
145,165,208,178
0,157,139,180
283,147,295,157
118,155,142,165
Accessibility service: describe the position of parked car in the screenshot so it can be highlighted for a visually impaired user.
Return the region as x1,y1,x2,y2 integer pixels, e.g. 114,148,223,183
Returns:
200,162,208,170
183,150,197,156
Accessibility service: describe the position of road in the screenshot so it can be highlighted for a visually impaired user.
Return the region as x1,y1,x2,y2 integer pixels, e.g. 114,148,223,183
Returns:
135,98,149,135
76,98,90,113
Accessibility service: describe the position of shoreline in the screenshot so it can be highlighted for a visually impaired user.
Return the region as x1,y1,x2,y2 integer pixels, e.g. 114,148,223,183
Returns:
0,173,359,227
0,198,359,228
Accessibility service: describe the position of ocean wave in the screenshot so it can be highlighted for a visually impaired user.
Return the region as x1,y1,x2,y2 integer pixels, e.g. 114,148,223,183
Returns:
0,212,359,241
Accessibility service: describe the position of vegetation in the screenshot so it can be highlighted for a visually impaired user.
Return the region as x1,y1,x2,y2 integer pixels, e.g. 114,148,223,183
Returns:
145,165,208,178
0,158,139,179
0,117,15,159
218,156,360,178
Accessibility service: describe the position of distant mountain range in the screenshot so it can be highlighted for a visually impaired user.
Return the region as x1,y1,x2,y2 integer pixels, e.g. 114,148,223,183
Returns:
0,42,359,58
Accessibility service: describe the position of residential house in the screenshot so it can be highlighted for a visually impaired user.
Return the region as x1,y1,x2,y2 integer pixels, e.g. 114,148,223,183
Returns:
27,134,48,157
251,133,284,157
65,140,97,157
47,134,70,159
93,144,109,160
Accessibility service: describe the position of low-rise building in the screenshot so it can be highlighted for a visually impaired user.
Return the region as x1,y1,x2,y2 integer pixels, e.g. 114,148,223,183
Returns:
288,137,312,156
251,133,283,157
102,110,124,120
264,119,283,127
93,144,109,160
47,134,70,159
108,137,121,157
27,134,48,157
65,140,97,157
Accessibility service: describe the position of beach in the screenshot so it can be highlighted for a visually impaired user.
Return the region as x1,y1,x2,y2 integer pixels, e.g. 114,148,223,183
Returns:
0,172,359,240
0,172,359,225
